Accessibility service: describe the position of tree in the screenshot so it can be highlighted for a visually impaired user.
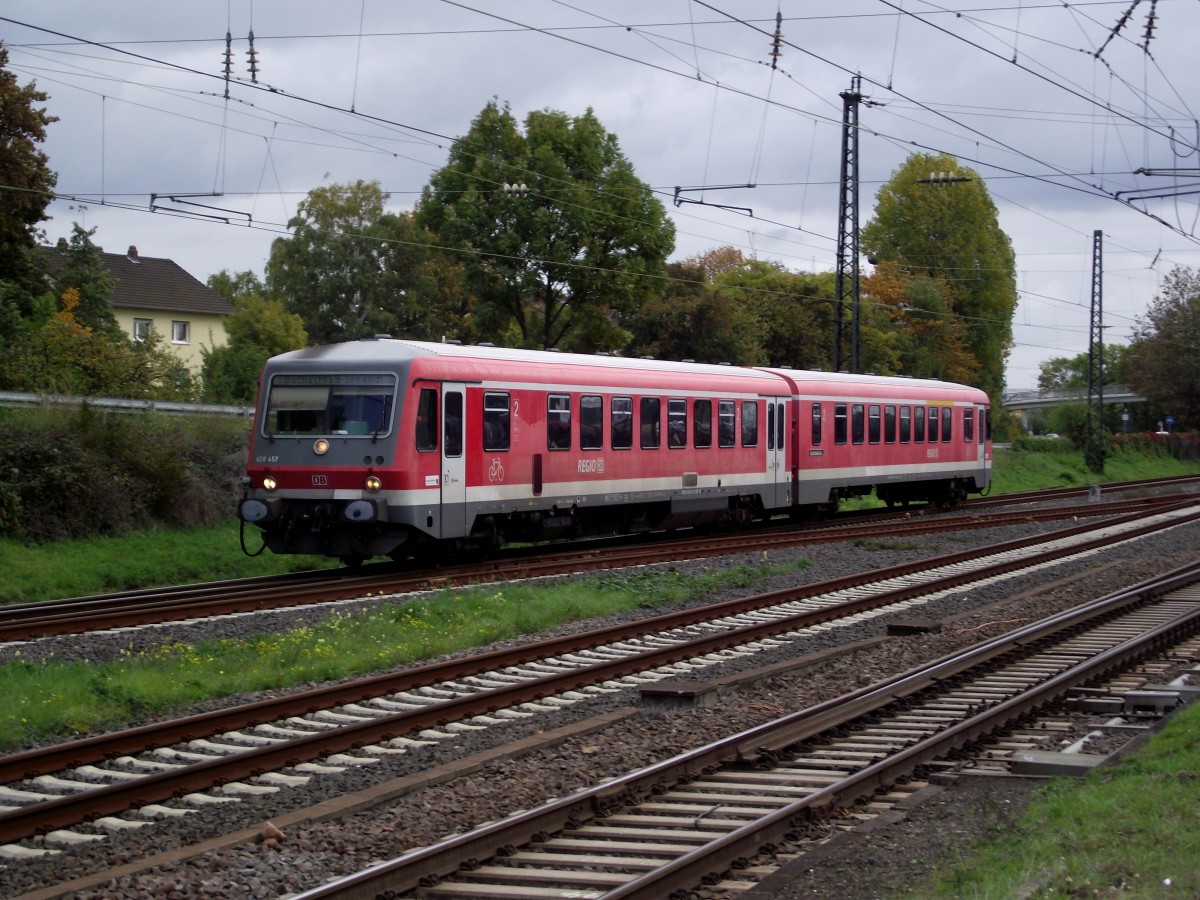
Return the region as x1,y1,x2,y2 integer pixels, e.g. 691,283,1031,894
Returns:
201,272,308,403
416,101,675,352
267,180,469,346
46,225,119,335
1037,345,1131,392
0,42,58,290
861,152,1017,402
1126,267,1200,429
861,261,978,383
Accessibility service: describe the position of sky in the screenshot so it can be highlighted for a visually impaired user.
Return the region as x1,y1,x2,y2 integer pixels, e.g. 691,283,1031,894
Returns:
3,1,1199,391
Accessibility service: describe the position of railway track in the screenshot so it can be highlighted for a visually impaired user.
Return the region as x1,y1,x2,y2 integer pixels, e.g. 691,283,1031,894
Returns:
0,489,1188,644
1,499,1196,861
291,557,1200,900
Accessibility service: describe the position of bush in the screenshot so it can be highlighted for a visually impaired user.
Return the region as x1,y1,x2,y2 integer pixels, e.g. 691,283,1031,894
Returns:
0,406,248,542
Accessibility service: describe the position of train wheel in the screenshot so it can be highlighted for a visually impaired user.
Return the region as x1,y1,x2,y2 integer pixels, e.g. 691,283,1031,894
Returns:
340,554,365,568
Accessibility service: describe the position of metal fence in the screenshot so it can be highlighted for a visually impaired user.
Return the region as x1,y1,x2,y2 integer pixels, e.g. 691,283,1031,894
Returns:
0,390,254,418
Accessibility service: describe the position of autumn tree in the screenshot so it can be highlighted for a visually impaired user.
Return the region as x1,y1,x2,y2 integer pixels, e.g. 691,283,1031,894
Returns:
267,180,469,346
416,101,675,352
861,152,1017,401
861,261,978,383
0,41,58,338
1126,267,1200,429
45,224,119,336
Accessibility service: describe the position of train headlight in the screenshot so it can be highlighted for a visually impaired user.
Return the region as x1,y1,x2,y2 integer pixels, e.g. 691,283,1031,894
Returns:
262,475,277,491
365,475,382,492
313,439,330,455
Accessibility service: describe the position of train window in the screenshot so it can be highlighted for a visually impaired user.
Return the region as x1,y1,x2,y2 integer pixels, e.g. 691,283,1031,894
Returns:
964,407,975,442
767,402,775,451
914,406,926,442
851,404,865,444
942,406,953,442
718,400,736,448
834,403,848,445
581,395,603,450
416,388,438,452
265,373,396,438
612,397,633,449
444,391,463,457
884,405,897,443
483,392,510,451
868,405,881,444
693,399,712,448
547,395,571,451
741,401,758,447
668,398,687,448
984,407,991,441
927,406,939,442
641,397,661,449
776,403,785,450
811,403,823,446
899,406,911,443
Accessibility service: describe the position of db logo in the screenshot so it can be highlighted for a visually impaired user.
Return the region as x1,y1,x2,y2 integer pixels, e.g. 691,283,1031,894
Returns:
311,474,329,486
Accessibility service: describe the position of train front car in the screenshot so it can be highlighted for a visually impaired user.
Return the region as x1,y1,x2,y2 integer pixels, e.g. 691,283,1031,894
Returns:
239,341,410,564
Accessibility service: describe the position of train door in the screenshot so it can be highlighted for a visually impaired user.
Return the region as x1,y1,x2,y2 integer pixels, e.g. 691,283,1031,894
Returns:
765,398,788,507
441,384,467,538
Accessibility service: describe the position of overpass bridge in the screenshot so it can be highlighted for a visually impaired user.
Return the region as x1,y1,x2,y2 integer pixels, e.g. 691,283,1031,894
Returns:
1002,384,1146,430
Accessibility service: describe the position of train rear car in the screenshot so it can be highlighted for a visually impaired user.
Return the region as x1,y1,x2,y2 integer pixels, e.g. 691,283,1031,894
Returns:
762,368,991,511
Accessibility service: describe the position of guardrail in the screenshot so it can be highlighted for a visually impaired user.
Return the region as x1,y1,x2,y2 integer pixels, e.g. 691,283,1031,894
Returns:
0,390,254,418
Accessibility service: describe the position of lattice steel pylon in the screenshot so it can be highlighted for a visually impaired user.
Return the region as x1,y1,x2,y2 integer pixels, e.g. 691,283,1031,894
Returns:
833,76,862,373
1085,230,1106,473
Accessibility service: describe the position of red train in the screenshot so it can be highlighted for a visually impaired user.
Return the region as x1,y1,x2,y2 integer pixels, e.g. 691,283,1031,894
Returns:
238,338,992,564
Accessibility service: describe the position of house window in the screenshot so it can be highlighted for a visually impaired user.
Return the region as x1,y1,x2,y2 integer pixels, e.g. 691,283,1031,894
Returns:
171,320,190,344
133,318,152,342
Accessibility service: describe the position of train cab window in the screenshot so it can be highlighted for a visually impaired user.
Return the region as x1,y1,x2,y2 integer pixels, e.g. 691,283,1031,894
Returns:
942,406,954,442
581,395,603,450
868,404,881,444
547,394,571,450
668,399,687,448
415,388,438,452
852,403,865,444
884,405,897,443
927,406,940,442
693,399,712,448
483,392,510,451
964,407,975,443
811,403,823,446
982,406,990,442
612,397,633,449
444,391,463,457
899,406,911,443
834,403,848,445
265,373,396,438
641,397,661,449
718,400,736,448
741,401,758,447
914,406,926,442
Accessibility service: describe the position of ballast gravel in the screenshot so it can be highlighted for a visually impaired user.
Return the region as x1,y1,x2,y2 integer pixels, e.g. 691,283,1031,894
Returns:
1,501,1198,899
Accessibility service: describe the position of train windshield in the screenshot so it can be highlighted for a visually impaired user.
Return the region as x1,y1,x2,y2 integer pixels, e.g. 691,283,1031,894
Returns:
263,373,397,437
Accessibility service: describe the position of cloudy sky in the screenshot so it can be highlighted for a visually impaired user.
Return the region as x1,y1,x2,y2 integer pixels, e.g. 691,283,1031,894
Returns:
3,1,1199,390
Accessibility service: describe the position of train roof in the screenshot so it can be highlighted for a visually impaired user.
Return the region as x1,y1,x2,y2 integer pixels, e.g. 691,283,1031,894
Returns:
266,338,986,399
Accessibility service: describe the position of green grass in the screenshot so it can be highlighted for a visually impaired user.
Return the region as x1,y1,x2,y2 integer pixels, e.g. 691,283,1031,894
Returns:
0,522,336,605
0,558,808,750
989,445,1196,494
913,700,1200,898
